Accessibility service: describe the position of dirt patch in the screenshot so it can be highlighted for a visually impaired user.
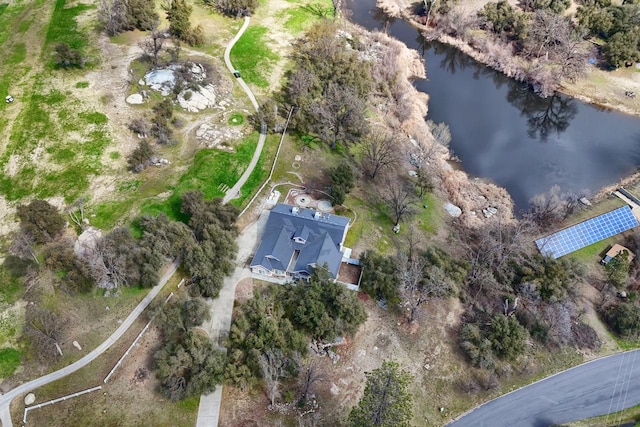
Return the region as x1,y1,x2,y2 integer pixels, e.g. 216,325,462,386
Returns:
337,262,361,285
219,296,469,426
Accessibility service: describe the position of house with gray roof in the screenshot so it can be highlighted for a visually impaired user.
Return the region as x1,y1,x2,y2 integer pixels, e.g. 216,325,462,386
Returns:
250,204,350,280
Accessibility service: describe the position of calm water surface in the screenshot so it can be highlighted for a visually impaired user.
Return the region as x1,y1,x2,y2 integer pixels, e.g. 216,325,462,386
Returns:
346,0,640,210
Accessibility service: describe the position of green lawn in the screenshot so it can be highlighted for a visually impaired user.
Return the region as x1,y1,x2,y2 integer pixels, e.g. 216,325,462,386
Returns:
141,134,260,219
229,25,279,87
232,133,280,208
0,348,21,378
279,1,333,33
45,0,93,67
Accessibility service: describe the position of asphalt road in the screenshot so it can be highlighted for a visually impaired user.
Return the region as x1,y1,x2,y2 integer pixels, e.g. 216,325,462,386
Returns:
448,349,640,427
0,260,179,427
222,16,267,205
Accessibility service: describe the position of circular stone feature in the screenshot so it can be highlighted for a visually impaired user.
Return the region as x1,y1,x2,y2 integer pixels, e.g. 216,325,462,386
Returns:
291,162,300,169
25,393,35,405
318,200,332,212
295,195,311,207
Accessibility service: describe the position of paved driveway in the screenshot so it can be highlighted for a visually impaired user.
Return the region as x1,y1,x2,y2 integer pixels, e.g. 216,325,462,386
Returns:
196,210,268,427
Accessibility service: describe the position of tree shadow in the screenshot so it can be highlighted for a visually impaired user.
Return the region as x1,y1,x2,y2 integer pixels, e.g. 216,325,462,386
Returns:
506,84,578,141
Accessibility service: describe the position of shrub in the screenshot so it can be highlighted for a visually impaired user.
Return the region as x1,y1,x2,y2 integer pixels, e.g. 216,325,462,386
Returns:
604,302,640,339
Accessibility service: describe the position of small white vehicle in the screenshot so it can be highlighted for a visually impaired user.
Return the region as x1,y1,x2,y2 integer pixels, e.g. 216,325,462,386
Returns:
5,95,14,103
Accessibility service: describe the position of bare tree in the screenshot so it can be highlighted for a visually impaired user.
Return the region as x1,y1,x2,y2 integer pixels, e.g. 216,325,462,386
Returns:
66,197,86,228
10,232,39,265
458,217,537,297
99,0,127,36
258,349,290,407
312,83,368,150
24,306,67,360
360,132,399,179
526,185,582,228
140,30,167,66
380,176,416,227
397,250,427,324
298,359,325,405
423,265,455,298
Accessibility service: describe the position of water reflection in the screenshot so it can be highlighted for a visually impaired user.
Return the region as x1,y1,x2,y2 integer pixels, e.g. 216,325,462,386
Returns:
347,0,640,210
506,86,578,141
370,6,395,31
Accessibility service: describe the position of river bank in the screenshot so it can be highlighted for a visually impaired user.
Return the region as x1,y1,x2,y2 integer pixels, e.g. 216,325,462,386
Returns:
349,20,517,225
375,0,640,118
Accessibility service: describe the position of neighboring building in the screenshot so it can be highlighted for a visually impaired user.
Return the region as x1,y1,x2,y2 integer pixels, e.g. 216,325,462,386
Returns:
250,204,350,280
601,244,636,265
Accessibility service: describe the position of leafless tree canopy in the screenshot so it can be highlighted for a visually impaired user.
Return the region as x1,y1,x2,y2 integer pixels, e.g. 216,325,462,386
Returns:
311,83,368,150
397,250,428,324
525,185,583,229
24,306,67,361
360,132,399,179
9,232,39,265
380,176,417,226
258,349,294,407
139,30,167,65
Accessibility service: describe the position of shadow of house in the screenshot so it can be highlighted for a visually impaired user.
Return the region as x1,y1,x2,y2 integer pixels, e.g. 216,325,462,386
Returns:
250,204,349,281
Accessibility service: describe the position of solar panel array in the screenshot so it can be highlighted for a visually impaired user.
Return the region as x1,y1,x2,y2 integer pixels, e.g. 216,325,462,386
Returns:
535,205,639,259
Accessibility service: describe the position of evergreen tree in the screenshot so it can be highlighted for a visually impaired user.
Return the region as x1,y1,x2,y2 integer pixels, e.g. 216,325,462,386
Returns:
349,361,414,427
166,0,194,42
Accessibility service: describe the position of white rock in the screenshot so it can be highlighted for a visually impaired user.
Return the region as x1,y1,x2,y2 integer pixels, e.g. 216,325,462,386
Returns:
444,202,462,217
24,393,35,405
144,69,176,96
138,79,145,85
126,93,144,104
72,341,82,351
74,227,103,258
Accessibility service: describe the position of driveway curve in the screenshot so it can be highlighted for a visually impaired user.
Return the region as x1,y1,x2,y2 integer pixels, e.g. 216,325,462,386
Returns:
448,348,640,427
222,16,268,205
0,260,179,427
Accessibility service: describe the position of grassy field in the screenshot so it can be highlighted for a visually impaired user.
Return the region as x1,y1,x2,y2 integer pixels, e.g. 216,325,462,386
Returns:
277,1,334,33
44,0,93,66
140,133,261,220
0,87,110,202
229,25,279,87
0,348,21,379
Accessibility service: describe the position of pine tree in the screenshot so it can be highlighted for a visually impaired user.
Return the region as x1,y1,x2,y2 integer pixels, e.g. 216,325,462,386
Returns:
166,0,193,42
349,361,414,427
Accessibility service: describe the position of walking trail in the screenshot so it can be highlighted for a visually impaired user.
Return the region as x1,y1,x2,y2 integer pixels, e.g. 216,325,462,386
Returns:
0,261,180,427
221,16,267,205
0,15,266,427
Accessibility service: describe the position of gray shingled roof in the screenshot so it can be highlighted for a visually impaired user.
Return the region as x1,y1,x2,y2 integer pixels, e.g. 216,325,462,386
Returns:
250,204,349,278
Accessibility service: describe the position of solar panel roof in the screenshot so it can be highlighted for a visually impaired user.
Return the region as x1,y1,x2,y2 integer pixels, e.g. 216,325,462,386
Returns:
535,205,639,259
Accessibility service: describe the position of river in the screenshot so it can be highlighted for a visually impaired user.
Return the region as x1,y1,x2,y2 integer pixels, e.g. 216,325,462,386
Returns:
346,0,640,211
